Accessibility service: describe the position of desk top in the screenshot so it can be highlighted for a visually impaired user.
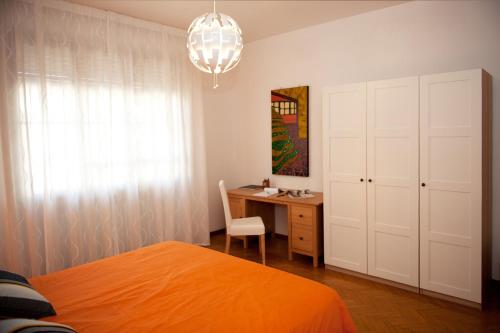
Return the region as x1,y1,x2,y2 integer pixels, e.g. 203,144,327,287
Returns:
227,188,323,206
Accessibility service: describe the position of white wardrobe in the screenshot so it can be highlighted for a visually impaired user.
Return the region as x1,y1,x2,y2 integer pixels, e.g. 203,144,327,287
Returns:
322,69,491,304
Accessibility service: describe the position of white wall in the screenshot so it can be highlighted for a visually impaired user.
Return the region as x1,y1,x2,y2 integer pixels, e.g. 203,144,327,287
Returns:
203,0,500,279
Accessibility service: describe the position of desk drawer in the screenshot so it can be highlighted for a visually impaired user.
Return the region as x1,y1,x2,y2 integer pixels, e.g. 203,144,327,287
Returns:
291,205,314,227
291,227,313,253
228,196,245,219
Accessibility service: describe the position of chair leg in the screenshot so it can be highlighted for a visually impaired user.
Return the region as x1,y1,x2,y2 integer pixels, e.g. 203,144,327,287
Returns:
243,236,248,249
225,234,231,254
260,234,266,265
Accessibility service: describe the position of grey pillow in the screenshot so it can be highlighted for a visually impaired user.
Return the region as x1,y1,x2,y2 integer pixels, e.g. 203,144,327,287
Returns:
0,270,30,286
0,319,76,333
0,270,56,319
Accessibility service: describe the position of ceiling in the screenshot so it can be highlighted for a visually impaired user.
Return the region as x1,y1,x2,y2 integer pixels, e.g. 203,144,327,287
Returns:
67,0,406,42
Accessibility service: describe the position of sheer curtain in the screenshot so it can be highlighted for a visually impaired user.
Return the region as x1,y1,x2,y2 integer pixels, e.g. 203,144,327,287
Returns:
0,0,209,277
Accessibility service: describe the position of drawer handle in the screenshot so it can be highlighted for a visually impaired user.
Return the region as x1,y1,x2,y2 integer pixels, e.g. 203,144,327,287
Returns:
299,236,304,240
299,214,303,218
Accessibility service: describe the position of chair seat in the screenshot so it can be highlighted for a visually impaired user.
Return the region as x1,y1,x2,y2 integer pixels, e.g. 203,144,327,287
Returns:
228,217,265,236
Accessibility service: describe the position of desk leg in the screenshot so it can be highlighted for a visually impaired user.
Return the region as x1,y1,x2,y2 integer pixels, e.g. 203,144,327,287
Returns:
287,204,293,261
242,199,248,249
313,256,318,268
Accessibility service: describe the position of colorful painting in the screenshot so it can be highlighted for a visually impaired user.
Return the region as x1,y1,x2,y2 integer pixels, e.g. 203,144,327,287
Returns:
271,86,309,177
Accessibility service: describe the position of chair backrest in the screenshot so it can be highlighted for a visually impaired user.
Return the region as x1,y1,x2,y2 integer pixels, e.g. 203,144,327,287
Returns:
218,180,233,230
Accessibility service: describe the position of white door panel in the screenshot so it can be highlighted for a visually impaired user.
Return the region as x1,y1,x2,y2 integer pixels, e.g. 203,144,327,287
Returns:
367,77,419,287
420,69,482,303
323,83,367,273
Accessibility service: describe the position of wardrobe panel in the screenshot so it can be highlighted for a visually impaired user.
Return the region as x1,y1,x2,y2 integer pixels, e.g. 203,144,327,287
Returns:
367,77,419,287
375,232,411,277
375,185,410,229
323,83,367,273
428,80,471,128
429,190,471,238
329,137,362,176
420,69,483,303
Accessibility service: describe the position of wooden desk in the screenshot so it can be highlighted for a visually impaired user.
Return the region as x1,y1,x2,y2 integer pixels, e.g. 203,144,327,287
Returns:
227,188,324,267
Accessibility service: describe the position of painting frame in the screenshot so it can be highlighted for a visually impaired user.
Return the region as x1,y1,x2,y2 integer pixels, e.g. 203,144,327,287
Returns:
271,85,309,177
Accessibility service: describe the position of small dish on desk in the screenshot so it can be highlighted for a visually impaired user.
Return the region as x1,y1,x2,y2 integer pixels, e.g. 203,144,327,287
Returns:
288,193,315,199
286,189,315,199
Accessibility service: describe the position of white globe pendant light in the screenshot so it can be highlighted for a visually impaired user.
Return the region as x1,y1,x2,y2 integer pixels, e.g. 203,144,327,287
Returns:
187,0,243,88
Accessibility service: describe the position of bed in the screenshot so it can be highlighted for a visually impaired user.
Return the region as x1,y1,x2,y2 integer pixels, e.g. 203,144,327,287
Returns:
29,241,356,332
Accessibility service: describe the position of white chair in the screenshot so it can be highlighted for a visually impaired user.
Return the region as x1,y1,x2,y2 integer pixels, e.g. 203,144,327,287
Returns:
219,180,266,265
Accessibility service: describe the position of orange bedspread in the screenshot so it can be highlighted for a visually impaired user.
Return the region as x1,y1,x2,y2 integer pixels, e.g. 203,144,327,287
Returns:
30,241,355,332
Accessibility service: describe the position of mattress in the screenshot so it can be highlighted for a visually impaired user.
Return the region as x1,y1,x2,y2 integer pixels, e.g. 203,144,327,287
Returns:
30,241,355,332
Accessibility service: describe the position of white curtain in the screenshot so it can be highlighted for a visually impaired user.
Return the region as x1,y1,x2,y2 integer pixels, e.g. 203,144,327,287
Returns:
0,0,209,277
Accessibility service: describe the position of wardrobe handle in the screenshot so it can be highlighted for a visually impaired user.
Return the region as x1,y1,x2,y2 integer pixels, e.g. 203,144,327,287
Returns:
421,183,426,187
360,178,364,182
368,179,372,183
299,236,304,241
299,214,303,218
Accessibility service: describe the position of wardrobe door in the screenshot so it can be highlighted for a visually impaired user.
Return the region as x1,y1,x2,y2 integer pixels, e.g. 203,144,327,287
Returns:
323,83,367,273
420,69,483,303
367,77,419,287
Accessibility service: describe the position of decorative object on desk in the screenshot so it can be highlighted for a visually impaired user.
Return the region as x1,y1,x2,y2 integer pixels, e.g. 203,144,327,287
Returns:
264,187,279,195
254,188,278,197
271,86,309,177
262,178,270,187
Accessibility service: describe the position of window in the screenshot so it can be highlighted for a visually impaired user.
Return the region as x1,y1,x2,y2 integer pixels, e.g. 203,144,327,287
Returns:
18,73,185,197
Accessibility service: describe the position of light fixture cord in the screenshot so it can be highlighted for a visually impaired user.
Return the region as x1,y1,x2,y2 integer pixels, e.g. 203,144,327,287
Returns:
211,0,220,89
213,73,218,89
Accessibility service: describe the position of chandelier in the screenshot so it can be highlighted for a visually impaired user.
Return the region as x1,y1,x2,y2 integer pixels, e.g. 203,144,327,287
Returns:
187,0,243,88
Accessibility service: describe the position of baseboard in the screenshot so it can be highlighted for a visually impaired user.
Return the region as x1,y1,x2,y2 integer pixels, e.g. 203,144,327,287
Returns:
209,230,250,243
420,289,481,309
485,278,500,308
325,264,419,293
273,233,288,240
489,278,500,288
325,264,484,309
210,228,226,236
211,229,286,239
